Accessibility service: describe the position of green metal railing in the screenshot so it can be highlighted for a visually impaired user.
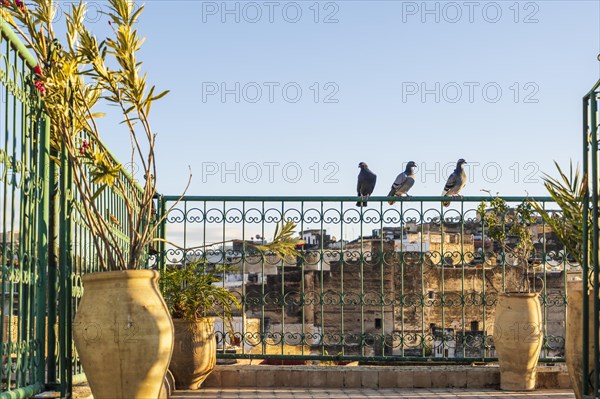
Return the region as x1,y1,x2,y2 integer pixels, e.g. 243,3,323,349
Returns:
582,79,600,399
0,17,48,399
157,195,571,363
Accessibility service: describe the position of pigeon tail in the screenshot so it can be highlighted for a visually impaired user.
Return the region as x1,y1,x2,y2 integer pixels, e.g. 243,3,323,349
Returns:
387,188,396,205
356,201,367,207
442,201,451,207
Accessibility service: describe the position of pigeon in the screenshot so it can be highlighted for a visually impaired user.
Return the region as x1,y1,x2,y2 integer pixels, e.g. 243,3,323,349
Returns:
356,162,377,207
441,159,467,207
387,161,417,205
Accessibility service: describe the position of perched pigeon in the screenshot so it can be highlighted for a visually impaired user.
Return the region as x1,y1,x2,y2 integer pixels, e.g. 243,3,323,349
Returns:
387,161,417,205
441,159,467,207
356,162,377,207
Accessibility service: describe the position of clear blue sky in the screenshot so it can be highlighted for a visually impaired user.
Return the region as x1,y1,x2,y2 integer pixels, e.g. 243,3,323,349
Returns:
89,0,600,198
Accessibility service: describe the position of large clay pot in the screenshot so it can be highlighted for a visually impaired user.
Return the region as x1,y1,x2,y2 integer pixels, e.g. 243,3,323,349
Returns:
169,318,216,389
494,292,543,390
73,270,174,399
566,280,595,399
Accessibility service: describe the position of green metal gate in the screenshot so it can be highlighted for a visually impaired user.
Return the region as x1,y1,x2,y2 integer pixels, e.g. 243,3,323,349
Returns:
582,78,600,399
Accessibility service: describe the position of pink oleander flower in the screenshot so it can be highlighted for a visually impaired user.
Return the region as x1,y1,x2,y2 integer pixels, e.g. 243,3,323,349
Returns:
80,140,90,155
34,80,45,95
33,65,43,76
14,0,25,12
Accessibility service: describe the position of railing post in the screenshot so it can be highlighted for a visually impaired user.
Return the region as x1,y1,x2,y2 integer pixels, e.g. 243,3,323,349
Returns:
592,90,600,399
156,194,167,273
46,147,59,388
58,141,73,398
36,115,50,387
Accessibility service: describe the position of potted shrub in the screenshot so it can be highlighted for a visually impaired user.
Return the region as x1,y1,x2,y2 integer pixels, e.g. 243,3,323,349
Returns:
478,197,543,391
532,162,593,399
4,1,176,398
161,261,239,390
161,221,301,389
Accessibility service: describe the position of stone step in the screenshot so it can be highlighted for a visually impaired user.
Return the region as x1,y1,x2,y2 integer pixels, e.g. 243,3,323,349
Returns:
203,364,571,390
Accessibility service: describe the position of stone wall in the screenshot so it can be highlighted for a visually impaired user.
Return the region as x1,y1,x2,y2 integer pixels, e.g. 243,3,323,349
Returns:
239,244,567,358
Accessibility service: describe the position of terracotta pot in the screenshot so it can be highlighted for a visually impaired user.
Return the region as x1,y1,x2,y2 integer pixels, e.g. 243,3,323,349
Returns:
494,292,543,391
169,318,216,389
73,270,174,399
566,280,596,399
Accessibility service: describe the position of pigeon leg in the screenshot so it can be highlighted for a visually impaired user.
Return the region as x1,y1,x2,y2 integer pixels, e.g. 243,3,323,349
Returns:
356,195,365,207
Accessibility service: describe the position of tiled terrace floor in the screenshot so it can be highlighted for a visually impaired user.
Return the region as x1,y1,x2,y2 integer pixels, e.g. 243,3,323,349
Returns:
170,388,575,399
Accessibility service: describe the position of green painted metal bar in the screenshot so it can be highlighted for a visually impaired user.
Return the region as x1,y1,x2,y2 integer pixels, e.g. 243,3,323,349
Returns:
378,200,385,356
581,95,590,399
0,384,44,399
279,200,285,354
58,142,72,398
399,201,405,357
318,200,325,355
460,202,466,358
588,92,598,398
260,201,266,355
46,149,58,387
241,200,248,355
419,201,425,357
440,207,446,357
158,195,167,272
0,16,37,68
161,195,552,203
359,205,365,356
34,113,50,388
220,200,227,350
591,91,600,399
339,200,345,355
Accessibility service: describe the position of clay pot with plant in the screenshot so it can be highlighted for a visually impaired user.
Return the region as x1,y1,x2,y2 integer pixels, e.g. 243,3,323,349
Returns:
532,161,595,399
478,198,543,391
161,220,301,389
161,261,239,390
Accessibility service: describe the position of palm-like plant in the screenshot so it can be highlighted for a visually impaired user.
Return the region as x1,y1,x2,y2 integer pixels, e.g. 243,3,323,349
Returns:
162,262,240,321
531,161,588,266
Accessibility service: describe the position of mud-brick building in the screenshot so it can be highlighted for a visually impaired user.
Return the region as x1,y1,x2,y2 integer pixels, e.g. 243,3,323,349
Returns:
242,239,567,359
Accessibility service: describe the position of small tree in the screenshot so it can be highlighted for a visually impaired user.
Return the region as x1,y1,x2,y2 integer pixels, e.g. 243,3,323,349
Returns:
2,0,169,270
478,197,536,292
